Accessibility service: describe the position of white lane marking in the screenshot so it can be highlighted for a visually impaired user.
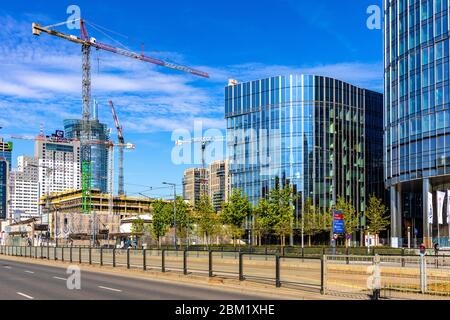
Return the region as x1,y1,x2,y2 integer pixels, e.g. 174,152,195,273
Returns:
98,286,122,292
17,292,34,300
3,266,11,269
24,270,35,274
53,276,67,281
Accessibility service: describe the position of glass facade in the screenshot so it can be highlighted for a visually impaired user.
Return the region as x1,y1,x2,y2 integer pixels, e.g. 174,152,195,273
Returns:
384,0,450,245
64,119,109,193
0,139,12,220
0,161,7,220
226,75,383,229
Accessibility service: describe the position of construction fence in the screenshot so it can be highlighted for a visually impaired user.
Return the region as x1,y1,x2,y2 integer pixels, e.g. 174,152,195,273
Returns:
1,245,449,299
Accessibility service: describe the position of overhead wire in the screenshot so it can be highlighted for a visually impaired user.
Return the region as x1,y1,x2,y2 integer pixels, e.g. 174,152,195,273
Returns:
84,20,133,53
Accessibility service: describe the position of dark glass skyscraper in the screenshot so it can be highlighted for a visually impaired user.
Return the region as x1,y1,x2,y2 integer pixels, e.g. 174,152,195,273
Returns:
225,75,384,242
384,0,450,247
0,138,12,220
64,119,110,193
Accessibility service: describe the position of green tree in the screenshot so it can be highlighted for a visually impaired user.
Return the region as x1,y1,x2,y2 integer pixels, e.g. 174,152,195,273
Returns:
254,198,274,245
150,200,172,247
365,194,390,236
320,207,333,233
301,198,321,246
272,185,295,247
335,196,359,247
165,196,191,243
221,189,252,246
254,184,295,246
194,195,220,246
131,218,145,235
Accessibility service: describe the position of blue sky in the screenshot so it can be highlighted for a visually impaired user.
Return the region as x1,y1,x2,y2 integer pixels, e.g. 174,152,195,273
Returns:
0,0,383,198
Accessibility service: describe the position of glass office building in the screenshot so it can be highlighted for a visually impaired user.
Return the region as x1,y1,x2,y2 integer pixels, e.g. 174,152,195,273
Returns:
384,0,450,246
225,75,384,240
64,119,110,193
0,139,12,220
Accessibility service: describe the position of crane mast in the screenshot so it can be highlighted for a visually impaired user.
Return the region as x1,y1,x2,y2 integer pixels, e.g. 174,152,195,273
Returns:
80,19,92,215
109,100,125,196
175,136,225,199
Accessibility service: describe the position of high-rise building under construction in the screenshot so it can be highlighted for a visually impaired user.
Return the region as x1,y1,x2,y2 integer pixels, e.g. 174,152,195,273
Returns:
64,116,110,194
183,168,209,207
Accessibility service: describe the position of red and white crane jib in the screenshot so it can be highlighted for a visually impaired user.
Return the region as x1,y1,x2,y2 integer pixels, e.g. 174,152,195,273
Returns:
32,20,210,79
108,100,124,144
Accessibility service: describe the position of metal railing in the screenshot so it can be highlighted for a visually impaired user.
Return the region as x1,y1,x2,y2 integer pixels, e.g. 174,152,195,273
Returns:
0,245,325,294
2,245,450,299
323,254,450,299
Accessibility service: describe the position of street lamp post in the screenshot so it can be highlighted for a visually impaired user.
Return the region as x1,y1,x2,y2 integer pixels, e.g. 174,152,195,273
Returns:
289,174,303,248
163,182,177,248
407,226,411,249
54,203,60,247
301,205,304,249
314,145,336,248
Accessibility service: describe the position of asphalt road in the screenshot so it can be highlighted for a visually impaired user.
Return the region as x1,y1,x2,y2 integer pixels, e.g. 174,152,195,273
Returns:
0,257,272,300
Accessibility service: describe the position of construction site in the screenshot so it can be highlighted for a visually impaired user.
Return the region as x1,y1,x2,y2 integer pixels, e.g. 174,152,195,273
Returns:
0,16,210,247
41,189,154,245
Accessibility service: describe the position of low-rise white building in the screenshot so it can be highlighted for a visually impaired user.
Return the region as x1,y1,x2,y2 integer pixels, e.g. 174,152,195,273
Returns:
119,214,152,234
9,156,40,220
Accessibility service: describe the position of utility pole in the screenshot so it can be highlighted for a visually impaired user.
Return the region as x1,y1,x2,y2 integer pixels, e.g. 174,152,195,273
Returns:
407,226,411,249
163,182,177,248
301,211,304,249
54,203,60,247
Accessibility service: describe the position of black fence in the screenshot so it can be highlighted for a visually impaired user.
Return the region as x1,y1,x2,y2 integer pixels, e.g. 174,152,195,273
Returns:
3,245,450,299
0,245,325,294
120,245,450,257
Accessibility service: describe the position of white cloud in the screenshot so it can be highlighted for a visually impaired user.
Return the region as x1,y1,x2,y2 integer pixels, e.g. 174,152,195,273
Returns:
202,61,383,91
0,14,382,139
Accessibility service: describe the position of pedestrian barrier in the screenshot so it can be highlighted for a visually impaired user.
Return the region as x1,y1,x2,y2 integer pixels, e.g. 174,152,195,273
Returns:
185,250,209,275
323,254,450,299
2,245,450,299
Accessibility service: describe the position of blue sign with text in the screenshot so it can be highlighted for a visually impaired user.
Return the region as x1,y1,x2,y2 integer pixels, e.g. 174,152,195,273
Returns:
333,210,345,234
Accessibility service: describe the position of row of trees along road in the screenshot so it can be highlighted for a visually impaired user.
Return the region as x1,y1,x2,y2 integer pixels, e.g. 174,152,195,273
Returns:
132,186,390,247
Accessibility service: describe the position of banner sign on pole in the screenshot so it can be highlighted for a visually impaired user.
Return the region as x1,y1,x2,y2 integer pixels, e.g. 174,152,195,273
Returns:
428,192,434,225
447,190,450,224
437,191,445,225
333,210,345,234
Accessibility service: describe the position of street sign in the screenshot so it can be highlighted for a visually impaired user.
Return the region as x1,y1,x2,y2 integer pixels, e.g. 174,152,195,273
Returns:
420,243,426,255
333,210,345,234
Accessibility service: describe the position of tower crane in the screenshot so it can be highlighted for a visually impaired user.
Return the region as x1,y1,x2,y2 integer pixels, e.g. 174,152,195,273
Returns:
108,100,126,196
175,136,225,197
32,18,210,216
90,139,135,217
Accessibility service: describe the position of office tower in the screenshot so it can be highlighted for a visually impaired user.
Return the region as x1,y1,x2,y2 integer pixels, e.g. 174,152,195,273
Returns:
0,138,12,220
209,160,229,212
225,75,383,237
183,168,209,207
34,133,81,215
384,0,450,246
9,156,40,220
64,118,110,193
